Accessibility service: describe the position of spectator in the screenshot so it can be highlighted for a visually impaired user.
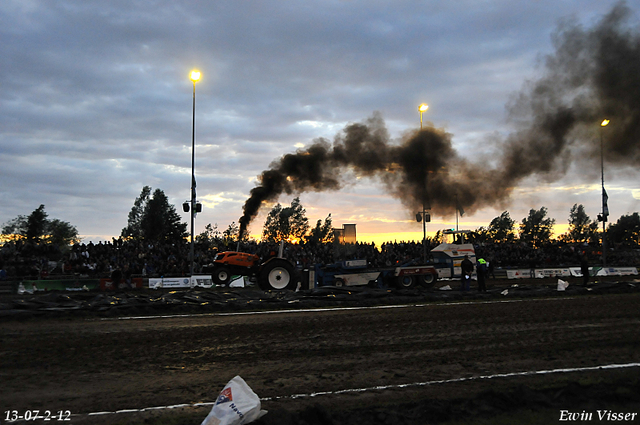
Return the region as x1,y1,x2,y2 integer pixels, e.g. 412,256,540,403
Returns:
580,255,590,286
110,267,122,290
461,255,473,291
487,257,495,279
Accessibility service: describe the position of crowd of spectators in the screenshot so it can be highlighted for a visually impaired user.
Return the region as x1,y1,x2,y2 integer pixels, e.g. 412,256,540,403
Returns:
1,236,639,281
0,237,216,281
474,241,640,270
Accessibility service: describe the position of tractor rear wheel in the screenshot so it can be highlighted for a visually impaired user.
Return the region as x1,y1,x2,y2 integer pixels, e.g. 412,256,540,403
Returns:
259,259,297,291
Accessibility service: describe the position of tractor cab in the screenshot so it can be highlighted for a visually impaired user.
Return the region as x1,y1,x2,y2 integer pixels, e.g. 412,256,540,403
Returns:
430,230,476,279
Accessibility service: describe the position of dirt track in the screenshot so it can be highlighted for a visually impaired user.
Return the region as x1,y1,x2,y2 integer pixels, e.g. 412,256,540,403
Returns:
1,277,640,424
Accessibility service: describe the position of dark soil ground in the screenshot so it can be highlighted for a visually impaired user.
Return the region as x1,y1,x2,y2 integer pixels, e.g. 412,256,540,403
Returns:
1,274,639,424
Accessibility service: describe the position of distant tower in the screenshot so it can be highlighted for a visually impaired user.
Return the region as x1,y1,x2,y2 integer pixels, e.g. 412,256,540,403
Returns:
343,224,357,244
333,223,357,244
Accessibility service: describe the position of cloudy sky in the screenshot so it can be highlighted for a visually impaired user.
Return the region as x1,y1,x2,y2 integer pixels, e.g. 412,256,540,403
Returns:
2,0,639,245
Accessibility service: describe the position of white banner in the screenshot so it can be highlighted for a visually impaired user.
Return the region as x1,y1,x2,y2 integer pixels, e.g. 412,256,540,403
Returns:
149,275,213,289
594,267,638,276
540,268,572,278
506,269,545,279
506,267,638,279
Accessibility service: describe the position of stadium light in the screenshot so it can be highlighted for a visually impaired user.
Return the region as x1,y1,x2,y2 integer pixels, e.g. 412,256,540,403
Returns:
418,103,429,130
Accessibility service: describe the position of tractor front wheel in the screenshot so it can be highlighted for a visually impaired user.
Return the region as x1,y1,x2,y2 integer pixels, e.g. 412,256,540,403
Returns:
212,267,232,286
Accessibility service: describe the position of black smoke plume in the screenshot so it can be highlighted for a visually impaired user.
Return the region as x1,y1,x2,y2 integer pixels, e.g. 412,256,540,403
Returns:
238,2,640,239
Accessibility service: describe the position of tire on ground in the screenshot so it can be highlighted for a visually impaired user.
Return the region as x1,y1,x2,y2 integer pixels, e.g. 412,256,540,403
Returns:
212,266,232,286
259,259,297,290
396,275,416,289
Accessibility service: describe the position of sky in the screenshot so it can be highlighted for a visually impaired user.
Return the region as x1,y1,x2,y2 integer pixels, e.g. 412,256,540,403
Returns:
2,0,640,246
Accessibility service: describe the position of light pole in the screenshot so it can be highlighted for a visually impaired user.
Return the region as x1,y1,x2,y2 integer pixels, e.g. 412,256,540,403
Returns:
189,70,201,282
416,103,430,263
416,207,430,264
418,104,429,130
599,119,610,269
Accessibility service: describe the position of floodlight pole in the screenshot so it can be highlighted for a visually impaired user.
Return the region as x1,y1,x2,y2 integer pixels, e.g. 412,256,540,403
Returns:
455,193,459,233
189,71,200,284
600,119,608,269
417,202,430,265
417,103,430,263
422,202,427,263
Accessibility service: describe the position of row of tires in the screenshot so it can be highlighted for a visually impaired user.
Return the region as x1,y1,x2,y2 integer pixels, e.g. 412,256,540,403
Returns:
394,272,437,289
319,273,438,289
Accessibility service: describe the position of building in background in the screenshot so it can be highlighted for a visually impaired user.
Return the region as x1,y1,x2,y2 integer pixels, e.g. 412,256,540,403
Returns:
334,224,357,244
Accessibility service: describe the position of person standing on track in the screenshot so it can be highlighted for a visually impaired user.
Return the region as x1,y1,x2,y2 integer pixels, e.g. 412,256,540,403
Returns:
476,258,487,292
460,255,473,291
487,257,495,279
580,255,590,286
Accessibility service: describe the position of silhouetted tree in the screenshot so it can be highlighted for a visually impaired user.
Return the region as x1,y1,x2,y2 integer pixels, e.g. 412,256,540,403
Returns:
223,222,240,244
26,205,48,243
262,197,309,243
467,226,490,244
47,219,81,248
305,213,334,245
487,211,516,243
1,215,27,241
121,186,152,240
608,213,640,248
121,187,186,243
140,189,187,243
196,223,221,248
1,205,79,248
519,207,555,248
562,204,598,243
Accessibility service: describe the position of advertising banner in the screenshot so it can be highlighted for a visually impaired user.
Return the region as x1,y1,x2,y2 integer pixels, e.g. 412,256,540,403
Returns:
148,275,213,289
593,267,638,276
20,279,100,293
539,268,572,278
506,269,545,279
507,267,638,279
100,277,144,290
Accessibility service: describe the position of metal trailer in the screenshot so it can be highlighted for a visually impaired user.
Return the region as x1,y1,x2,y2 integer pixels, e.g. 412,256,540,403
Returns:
314,259,439,289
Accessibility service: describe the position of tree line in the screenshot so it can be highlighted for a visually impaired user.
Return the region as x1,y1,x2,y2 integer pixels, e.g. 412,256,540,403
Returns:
1,205,80,248
466,206,639,249
2,186,639,252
